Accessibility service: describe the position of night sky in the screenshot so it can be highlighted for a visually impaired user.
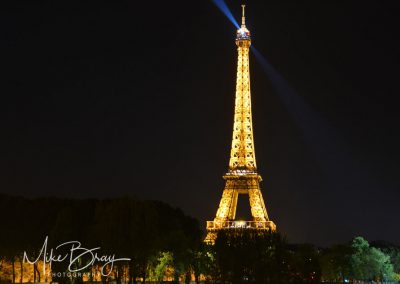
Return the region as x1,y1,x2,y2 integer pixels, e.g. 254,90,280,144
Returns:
1,1,399,246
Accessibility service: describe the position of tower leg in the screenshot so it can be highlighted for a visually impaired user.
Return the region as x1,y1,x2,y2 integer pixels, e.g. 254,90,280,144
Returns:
215,188,237,222
228,190,238,220
249,188,269,221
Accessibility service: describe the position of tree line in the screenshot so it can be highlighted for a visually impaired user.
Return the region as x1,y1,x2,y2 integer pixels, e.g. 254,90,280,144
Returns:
0,194,201,284
0,194,399,284
211,230,400,283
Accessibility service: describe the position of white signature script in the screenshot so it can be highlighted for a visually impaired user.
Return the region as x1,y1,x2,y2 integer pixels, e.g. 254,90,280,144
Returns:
23,236,131,276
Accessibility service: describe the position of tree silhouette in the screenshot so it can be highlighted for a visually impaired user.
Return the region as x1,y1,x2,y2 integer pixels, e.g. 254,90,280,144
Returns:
349,236,395,282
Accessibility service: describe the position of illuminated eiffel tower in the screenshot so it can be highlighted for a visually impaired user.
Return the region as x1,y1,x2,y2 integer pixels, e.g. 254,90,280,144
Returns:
205,5,276,243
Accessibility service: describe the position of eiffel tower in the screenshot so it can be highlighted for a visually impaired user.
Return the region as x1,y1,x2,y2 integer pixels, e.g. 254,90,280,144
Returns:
205,5,276,243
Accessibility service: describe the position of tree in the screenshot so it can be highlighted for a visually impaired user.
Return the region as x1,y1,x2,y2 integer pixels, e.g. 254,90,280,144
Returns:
190,243,215,284
371,240,400,279
287,244,321,283
148,252,173,282
48,199,97,284
319,244,351,282
213,229,292,284
350,236,395,281
152,201,202,284
89,197,159,284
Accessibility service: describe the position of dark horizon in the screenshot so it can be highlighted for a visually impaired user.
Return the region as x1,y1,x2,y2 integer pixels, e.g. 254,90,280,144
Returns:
2,1,399,246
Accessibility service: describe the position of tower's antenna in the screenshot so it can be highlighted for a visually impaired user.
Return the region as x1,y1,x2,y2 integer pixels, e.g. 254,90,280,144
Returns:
241,4,246,26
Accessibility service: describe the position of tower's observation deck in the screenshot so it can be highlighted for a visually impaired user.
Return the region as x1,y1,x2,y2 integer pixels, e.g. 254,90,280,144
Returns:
205,5,276,243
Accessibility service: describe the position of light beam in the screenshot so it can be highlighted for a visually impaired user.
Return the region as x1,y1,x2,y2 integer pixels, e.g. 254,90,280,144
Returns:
212,0,240,29
251,46,366,189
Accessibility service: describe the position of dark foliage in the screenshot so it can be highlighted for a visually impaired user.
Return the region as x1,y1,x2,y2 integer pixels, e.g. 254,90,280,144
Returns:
212,229,320,284
0,194,202,284
1,194,399,283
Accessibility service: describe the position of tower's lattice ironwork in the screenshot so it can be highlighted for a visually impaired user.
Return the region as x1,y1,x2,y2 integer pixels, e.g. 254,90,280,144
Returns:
205,5,276,243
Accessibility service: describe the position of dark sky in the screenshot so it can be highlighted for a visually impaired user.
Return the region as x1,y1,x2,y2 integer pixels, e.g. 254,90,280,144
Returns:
1,1,399,246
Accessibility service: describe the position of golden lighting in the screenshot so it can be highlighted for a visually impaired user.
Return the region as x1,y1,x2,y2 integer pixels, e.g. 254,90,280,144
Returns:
205,5,276,244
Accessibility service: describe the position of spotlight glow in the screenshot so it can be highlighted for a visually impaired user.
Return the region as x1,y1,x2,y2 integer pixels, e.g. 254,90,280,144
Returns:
251,46,366,190
212,0,240,29
251,46,341,162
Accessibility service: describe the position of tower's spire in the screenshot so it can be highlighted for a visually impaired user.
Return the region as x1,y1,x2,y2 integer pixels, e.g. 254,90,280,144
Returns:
241,4,246,26
236,5,250,41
